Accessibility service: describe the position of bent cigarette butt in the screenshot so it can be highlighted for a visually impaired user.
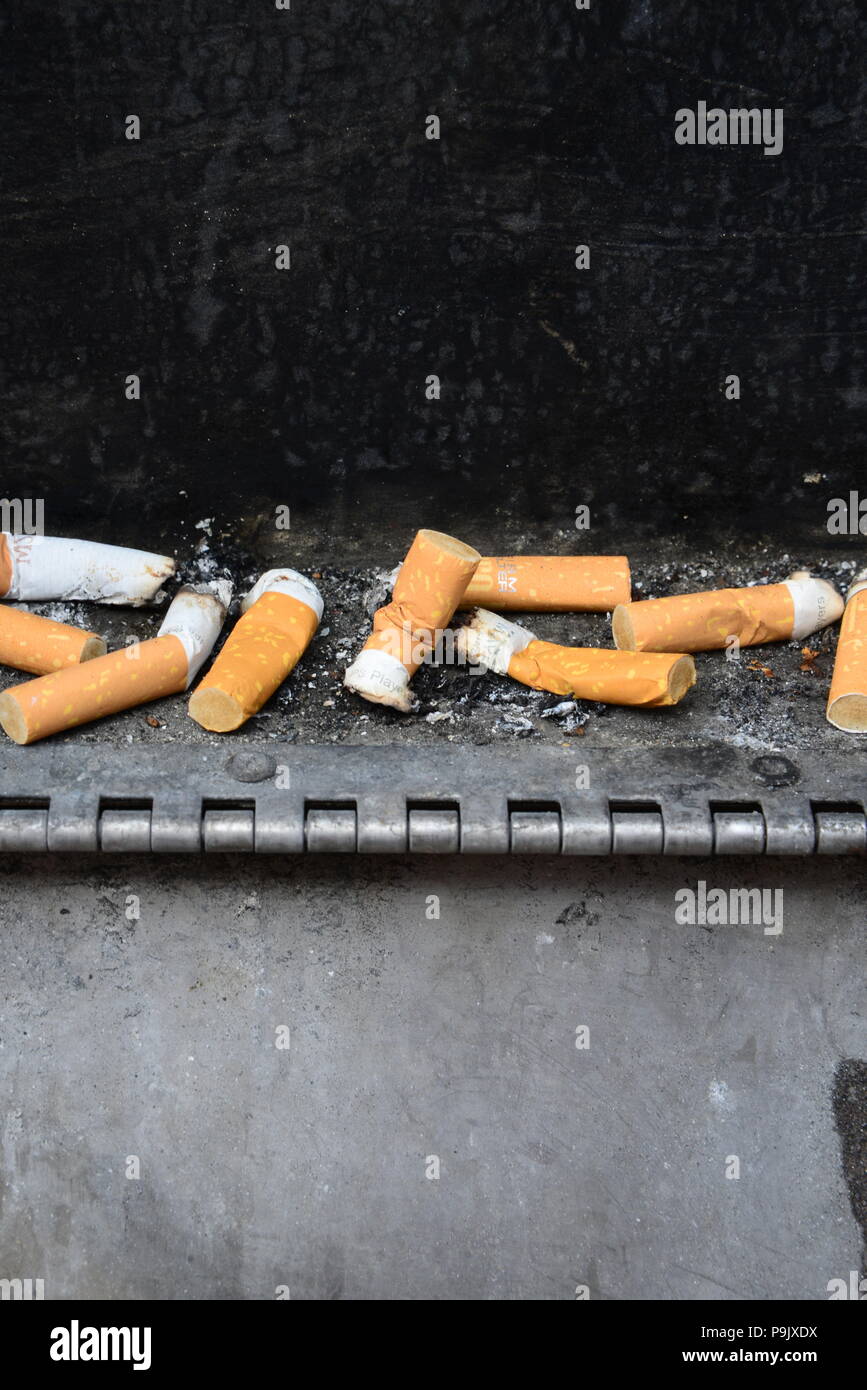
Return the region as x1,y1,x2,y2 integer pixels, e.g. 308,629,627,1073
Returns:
827,571,867,733
612,571,844,652
189,569,323,732
458,556,631,611
345,529,480,711
457,608,695,707
0,604,106,674
0,532,175,606
0,581,230,745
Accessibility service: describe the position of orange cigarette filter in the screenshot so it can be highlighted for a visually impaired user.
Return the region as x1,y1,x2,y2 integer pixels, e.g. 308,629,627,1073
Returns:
457,609,695,707
612,571,844,653
344,529,481,711
0,603,105,674
0,536,11,596
827,572,867,733
459,556,631,611
0,583,230,745
189,569,323,732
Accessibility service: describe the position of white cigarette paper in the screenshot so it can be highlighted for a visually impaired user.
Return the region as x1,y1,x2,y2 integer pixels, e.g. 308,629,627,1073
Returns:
0,533,175,605
158,579,233,687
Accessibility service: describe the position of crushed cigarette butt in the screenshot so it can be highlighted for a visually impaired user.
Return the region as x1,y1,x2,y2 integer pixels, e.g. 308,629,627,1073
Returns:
457,608,696,707
344,529,480,711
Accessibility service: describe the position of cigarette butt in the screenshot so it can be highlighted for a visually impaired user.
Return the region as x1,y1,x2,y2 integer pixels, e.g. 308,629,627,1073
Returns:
458,556,631,611
612,571,844,652
0,532,175,605
0,582,230,745
344,529,481,711
0,604,106,674
827,570,867,732
189,569,323,731
456,608,695,706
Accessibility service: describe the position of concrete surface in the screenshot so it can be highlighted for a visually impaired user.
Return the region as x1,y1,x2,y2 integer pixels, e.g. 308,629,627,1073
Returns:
0,852,863,1301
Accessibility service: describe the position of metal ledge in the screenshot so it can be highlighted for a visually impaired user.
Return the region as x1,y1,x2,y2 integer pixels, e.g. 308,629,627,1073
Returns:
0,743,863,855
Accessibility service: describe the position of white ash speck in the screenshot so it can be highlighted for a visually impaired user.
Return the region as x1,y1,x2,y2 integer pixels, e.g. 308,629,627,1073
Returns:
540,700,577,719
495,714,536,737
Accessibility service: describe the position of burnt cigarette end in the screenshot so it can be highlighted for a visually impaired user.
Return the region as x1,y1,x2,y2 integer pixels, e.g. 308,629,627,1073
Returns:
343,649,416,712
454,607,534,674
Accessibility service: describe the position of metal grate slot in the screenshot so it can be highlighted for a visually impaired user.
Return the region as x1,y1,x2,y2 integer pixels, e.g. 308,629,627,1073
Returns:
305,801,357,853
609,802,664,854
202,799,255,852
99,798,153,852
509,801,562,854
711,802,766,855
0,797,50,852
812,802,867,855
407,802,461,854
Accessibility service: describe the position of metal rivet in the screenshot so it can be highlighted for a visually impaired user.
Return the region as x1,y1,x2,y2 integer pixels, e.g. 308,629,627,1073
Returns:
225,751,278,784
751,754,800,789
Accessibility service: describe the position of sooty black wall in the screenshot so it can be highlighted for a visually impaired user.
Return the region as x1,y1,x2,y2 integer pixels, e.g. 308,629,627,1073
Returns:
2,1,866,559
